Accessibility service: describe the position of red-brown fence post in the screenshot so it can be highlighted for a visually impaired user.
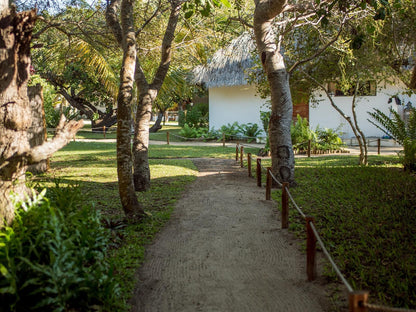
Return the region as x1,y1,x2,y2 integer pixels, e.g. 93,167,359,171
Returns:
377,138,381,155
306,216,317,281
248,153,252,177
282,182,289,229
256,158,262,187
236,144,239,161
349,291,369,312
240,146,244,168
308,140,311,158
167,131,170,145
266,167,272,200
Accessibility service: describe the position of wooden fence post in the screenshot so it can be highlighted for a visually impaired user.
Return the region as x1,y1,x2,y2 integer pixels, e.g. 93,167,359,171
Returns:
103,126,106,139
236,144,239,161
256,158,262,187
248,153,252,177
167,131,170,145
240,146,244,168
282,182,289,229
377,138,381,155
308,140,311,158
349,291,369,312
266,167,272,200
306,216,317,281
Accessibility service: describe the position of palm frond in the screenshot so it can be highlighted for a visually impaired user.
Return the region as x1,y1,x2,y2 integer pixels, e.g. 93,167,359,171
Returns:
70,39,118,99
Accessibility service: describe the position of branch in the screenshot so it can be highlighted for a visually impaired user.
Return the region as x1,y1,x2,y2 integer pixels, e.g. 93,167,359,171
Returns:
228,16,253,29
106,0,123,47
27,116,84,164
135,0,167,36
288,15,346,73
151,0,182,90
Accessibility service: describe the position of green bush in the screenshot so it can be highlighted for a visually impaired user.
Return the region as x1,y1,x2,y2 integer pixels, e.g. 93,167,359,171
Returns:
291,115,317,150
369,106,416,171
181,103,209,129
179,124,219,140
178,110,186,127
237,123,262,142
0,184,119,312
220,122,240,140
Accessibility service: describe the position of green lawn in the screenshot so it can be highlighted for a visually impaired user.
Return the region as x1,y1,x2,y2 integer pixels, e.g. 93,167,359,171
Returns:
37,143,416,310
249,155,416,309
51,123,184,141
35,140,257,311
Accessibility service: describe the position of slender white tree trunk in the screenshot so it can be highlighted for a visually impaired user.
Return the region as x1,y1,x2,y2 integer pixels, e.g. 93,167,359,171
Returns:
253,0,296,186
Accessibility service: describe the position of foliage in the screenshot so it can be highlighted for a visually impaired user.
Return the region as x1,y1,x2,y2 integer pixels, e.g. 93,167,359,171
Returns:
179,124,219,140
268,155,416,309
220,122,240,140
291,115,318,150
178,111,186,127
36,140,260,310
180,103,209,129
368,106,416,170
291,115,344,152
237,123,262,142
0,183,119,312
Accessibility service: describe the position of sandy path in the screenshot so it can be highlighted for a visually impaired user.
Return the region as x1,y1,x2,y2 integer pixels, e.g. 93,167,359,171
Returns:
130,158,331,312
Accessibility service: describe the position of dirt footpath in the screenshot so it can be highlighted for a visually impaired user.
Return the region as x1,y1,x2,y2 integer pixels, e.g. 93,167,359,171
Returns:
130,158,332,312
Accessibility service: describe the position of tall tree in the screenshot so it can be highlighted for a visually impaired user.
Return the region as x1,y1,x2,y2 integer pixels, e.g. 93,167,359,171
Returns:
115,0,145,218
0,4,83,224
252,0,385,184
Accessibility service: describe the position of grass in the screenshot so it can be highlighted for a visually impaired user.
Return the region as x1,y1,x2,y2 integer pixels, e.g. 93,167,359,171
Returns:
50,123,184,141
34,140,416,310
34,140,257,311
248,154,416,309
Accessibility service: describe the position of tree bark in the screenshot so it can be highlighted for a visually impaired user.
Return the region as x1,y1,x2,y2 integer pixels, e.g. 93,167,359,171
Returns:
150,111,163,133
116,0,144,219
132,89,154,191
253,0,296,186
132,0,181,191
27,84,49,173
0,7,83,224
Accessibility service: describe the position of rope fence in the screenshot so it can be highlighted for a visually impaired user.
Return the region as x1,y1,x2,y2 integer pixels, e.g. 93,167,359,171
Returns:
235,143,416,312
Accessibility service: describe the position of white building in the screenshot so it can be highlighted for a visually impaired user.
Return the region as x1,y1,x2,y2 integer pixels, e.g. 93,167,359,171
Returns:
309,79,416,139
193,32,415,139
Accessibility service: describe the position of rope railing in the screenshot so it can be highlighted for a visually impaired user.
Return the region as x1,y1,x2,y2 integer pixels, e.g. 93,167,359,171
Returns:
235,143,415,312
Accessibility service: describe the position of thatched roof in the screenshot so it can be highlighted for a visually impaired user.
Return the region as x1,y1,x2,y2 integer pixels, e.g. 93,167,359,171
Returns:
192,32,258,88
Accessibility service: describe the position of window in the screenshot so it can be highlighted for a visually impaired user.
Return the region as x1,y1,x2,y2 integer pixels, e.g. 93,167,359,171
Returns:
327,81,377,96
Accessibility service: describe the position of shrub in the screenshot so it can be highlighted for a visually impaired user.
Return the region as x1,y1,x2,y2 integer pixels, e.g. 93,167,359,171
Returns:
178,110,186,127
316,127,344,149
291,115,317,150
220,122,240,140
0,183,119,312
179,124,219,140
237,123,262,142
182,103,209,129
368,106,416,171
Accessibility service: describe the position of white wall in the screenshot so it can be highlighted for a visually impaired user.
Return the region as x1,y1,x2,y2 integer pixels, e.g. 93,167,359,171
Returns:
309,80,416,139
209,85,267,133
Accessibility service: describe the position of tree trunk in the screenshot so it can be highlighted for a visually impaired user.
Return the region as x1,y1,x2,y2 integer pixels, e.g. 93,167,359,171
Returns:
27,84,49,173
254,0,296,186
149,111,163,133
133,90,155,191
0,8,83,224
132,0,181,192
116,0,144,219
